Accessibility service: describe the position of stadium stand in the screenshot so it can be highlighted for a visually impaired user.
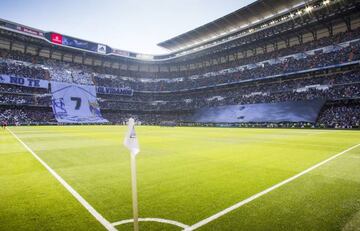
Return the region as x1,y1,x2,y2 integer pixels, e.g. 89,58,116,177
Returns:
0,0,359,128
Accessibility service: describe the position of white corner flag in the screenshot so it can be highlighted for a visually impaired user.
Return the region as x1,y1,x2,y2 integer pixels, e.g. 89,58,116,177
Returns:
124,118,140,156
124,118,140,231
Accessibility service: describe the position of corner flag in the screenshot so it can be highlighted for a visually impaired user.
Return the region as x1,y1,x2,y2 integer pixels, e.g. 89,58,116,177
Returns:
124,118,140,156
124,118,140,231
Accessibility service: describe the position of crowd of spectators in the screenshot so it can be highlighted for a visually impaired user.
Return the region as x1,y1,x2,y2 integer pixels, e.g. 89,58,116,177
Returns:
0,108,30,125
0,108,55,125
94,40,360,91
3,40,358,93
100,70,360,100
0,28,359,128
0,49,93,85
317,104,360,128
45,59,94,85
0,49,41,64
0,59,48,80
0,94,34,105
0,84,48,94
90,28,360,79
1,28,359,92
0,93,50,106
99,70,360,111
1,68,359,126
99,84,360,111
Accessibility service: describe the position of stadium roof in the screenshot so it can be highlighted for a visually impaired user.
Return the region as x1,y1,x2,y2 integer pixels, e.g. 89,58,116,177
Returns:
158,0,307,51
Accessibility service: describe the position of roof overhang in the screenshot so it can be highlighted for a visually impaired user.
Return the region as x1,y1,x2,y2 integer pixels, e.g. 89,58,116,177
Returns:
158,0,307,51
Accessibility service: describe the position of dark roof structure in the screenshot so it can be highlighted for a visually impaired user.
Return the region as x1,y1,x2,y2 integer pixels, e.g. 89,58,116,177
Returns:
158,0,307,51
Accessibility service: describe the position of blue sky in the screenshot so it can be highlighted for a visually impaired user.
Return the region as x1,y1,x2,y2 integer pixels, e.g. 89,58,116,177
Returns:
0,0,255,54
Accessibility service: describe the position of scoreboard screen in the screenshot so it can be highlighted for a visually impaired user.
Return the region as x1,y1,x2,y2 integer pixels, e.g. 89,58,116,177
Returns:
46,32,107,54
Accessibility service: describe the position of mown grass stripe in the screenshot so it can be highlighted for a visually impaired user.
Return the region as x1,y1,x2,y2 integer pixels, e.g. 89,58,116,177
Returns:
185,143,360,231
7,128,117,231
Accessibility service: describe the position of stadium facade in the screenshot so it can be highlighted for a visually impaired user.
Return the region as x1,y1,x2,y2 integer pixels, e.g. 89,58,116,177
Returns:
0,0,359,128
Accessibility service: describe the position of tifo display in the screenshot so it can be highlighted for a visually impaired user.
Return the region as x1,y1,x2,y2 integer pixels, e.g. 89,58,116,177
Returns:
1,1,360,231
0,1,359,128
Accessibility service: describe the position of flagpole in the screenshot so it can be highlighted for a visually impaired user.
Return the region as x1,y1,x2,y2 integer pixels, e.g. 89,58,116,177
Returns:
124,117,140,231
130,152,139,231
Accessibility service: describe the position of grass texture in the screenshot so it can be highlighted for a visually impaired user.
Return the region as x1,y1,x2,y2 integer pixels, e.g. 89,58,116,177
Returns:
1,126,360,230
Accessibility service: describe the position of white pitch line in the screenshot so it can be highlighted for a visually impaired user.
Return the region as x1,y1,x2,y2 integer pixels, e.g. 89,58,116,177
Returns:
184,143,360,231
112,217,190,229
7,128,117,231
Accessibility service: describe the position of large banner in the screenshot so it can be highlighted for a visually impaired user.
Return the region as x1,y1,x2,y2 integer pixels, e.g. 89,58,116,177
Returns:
0,75,49,88
190,100,325,123
96,86,133,96
51,82,108,123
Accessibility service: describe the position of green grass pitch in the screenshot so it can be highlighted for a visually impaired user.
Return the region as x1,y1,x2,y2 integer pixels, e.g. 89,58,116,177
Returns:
1,126,360,231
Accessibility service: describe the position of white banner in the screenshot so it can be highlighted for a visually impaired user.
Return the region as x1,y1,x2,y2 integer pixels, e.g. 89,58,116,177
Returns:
0,75,49,88
51,81,108,123
96,86,133,96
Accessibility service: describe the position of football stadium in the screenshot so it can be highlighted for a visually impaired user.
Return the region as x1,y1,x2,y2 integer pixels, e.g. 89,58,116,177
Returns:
1,0,360,230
